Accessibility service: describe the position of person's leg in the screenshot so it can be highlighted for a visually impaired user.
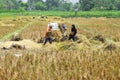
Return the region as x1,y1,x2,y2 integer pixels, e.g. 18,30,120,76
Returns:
68,35,72,40
63,31,66,37
72,36,76,41
48,37,52,44
68,35,73,40
43,38,48,45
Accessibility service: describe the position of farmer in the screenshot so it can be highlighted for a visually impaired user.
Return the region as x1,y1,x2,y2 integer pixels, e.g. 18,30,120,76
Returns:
62,23,67,37
68,24,77,41
43,25,53,45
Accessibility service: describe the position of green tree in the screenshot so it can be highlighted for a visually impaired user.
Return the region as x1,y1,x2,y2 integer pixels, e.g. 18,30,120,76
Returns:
27,0,44,10
0,0,21,10
34,2,46,10
6,0,14,10
79,0,95,11
56,0,73,11
27,0,34,10
19,1,29,10
11,0,19,9
45,0,60,10
115,0,120,10
0,1,6,10
93,0,116,10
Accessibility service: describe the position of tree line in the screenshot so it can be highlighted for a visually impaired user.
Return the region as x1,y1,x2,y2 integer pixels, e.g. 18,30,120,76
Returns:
0,0,120,11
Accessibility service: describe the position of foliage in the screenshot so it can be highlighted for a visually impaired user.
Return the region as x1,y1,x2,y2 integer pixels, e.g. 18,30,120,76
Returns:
0,11,120,18
79,0,95,11
34,2,46,10
0,0,120,11
116,0,120,10
45,0,60,10
60,2,73,11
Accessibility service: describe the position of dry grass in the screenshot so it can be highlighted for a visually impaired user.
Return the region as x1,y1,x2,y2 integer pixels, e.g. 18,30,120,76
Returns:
0,50,120,80
0,16,35,39
67,18,120,41
18,17,120,42
0,16,120,80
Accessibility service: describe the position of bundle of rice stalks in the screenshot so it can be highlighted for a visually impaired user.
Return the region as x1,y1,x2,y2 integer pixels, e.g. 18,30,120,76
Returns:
1,39,42,50
1,42,25,50
103,41,117,51
41,16,48,19
91,39,120,51
93,34,106,43
56,41,90,51
33,37,43,43
11,33,22,41
10,43,25,50
56,42,78,50
104,43,116,51
53,17,61,20
12,19,17,21
52,30,62,42
76,34,90,45
32,16,36,19
77,43,90,51
90,39,102,45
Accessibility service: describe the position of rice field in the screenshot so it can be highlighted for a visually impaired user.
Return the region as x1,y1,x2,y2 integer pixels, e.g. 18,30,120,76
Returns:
20,17,120,42
0,16,36,41
0,16,120,80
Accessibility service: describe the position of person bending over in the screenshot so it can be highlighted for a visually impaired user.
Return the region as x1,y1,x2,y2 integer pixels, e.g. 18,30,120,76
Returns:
43,26,53,45
68,24,77,41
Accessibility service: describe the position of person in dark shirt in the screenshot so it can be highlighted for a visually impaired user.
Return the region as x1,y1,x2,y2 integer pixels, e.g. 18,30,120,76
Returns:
68,24,77,41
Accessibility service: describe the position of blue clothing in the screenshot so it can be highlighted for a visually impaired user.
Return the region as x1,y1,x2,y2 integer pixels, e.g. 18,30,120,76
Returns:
62,24,67,30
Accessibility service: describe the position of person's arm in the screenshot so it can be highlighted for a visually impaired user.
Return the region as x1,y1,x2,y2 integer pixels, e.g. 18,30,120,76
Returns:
70,28,75,35
44,29,48,38
44,32,47,38
70,31,74,35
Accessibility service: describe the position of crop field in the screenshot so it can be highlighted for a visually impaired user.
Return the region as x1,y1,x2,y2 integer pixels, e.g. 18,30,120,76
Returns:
20,17,120,41
0,16,120,80
0,16,37,41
